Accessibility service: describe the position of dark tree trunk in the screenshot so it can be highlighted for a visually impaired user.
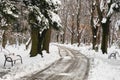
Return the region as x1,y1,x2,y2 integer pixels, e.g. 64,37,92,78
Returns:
30,27,39,57
101,20,110,54
2,31,7,48
91,0,99,51
37,30,47,57
76,0,81,47
92,26,98,50
77,33,81,46
77,13,80,46
62,22,67,44
56,34,59,42
71,32,74,44
43,28,51,53
71,14,74,45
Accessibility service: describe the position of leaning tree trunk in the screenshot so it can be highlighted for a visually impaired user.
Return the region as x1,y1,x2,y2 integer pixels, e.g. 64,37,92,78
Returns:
101,20,110,54
43,28,51,53
30,27,39,57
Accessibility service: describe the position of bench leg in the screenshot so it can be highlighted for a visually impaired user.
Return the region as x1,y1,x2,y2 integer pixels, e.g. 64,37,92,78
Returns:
11,61,14,66
4,60,6,67
21,59,23,64
16,55,23,64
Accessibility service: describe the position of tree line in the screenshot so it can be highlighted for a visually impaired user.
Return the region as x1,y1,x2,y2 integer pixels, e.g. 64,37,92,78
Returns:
52,0,120,54
0,0,120,57
0,0,62,57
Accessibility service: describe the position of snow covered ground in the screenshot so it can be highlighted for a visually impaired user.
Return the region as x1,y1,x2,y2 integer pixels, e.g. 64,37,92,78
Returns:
0,43,120,80
62,43,120,80
0,44,60,80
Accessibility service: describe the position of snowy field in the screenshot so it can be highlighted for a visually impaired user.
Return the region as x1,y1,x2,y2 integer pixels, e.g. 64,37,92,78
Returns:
0,43,120,80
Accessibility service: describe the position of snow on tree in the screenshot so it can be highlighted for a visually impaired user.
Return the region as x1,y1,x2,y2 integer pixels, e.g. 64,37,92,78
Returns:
0,0,19,48
23,0,62,32
115,20,120,30
23,0,62,57
94,0,120,54
0,0,19,25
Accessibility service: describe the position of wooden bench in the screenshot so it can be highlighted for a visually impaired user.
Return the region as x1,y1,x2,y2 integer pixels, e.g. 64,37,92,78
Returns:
2,49,22,67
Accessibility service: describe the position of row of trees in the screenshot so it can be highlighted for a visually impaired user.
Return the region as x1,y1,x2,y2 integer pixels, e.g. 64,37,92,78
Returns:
52,0,120,54
0,0,120,56
90,0,120,53
0,0,62,57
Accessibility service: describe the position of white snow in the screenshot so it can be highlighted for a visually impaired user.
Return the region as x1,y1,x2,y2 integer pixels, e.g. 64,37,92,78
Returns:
93,2,96,6
93,18,99,28
0,43,120,80
101,17,107,23
100,0,105,12
3,7,19,18
48,11,61,27
46,0,61,6
107,3,116,17
61,43,120,80
107,0,111,4
94,36,96,38
115,20,120,31
0,44,60,80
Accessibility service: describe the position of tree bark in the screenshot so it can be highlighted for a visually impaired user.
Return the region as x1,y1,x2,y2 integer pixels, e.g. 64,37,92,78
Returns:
92,26,98,50
2,31,7,48
71,32,74,44
56,33,59,42
43,28,51,53
76,0,81,47
101,20,110,54
30,27,39,57
37,30,47,57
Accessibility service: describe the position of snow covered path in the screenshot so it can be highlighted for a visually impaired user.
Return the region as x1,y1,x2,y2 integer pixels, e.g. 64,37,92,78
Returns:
18,45,90,80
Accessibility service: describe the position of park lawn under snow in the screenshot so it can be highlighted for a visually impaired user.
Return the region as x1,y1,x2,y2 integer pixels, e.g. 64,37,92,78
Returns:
0,44,60,80
0,43,120,80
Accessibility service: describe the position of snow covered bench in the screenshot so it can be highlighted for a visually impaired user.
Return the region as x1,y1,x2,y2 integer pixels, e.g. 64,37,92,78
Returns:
108,51,120,59
3,49,22,67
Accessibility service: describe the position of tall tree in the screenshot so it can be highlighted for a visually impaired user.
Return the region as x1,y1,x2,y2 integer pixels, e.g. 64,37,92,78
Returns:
95,0,120,54
0,0,19,48
76,0,81,46
89,0,101,51
43,28,51,53
23,0,62,57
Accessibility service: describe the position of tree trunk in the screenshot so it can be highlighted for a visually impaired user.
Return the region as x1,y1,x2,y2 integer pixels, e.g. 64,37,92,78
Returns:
62,22,67,44
71,32,74,44
2,31,7,48
30,27,39,57
76,0,81,46
37,30,47,57
43,28,51,53
92,27,98,50
101,20,110,54
71,14,74,45
56,33,59,42
77,34,80,46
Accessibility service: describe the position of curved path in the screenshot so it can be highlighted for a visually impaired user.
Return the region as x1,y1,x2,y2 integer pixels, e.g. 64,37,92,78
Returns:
19,45,90,80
